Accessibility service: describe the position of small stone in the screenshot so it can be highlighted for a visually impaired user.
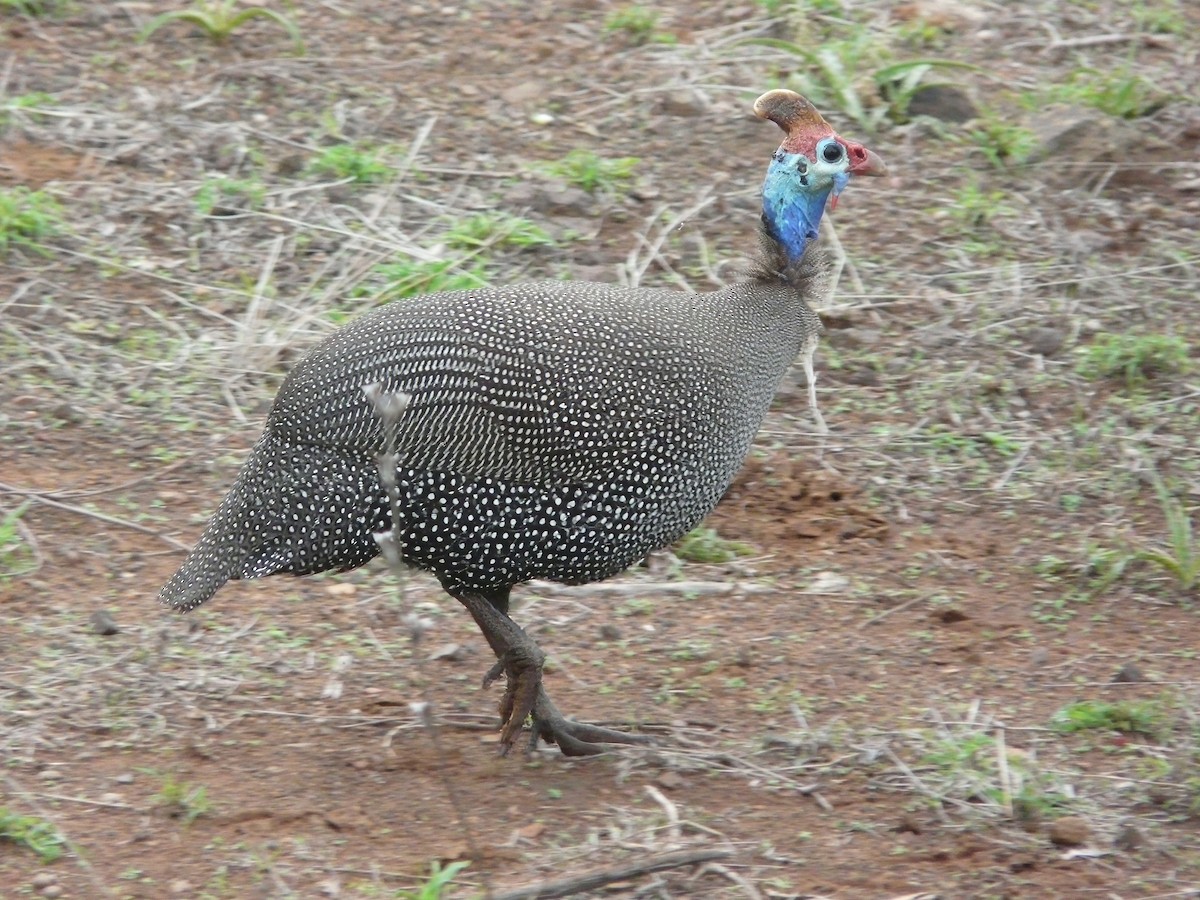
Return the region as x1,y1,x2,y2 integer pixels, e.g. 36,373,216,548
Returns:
1113,824,1144,852
658,91,708,118
656,770,685,790
1112,662,1144,684
500,81,542,105
428,642,466,662
905,84,978,123
41,886,63,899
1026,326,1066,357
49,403,85,424
932,607,968,624
114,772,135,784
843,368,880,387
30,873,56,889
1048,815,1091,847
90,609,120,636
169,879,194,894
835,327,883,349
598,623,621,641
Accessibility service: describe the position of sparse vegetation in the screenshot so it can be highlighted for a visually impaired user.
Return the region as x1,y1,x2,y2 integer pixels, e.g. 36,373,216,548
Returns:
139,0,304,52
1046,67,1169,119
1132,471,1200,592
603,5,675,45
0,808,65,863
308,143,393,183
443,213,554,250
195,175,266,215
0,187,63,255
967,115,1037,169
1052,699,1166,738
154,774,212,824
1076,332,1190,387
673,526,755,564
0,0,67,14
0,502,35,579
539,149,639,194
749,32,979,132
395,860,470,899
371,257,489,302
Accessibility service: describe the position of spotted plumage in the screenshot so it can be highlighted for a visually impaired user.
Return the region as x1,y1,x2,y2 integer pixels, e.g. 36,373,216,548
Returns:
159,90,885,755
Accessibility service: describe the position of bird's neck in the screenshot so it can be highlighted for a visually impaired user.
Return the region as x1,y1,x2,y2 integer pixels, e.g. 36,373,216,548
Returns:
760,185,832,267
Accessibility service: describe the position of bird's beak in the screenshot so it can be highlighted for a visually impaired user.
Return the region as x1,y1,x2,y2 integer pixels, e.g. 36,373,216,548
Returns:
846,142,887,177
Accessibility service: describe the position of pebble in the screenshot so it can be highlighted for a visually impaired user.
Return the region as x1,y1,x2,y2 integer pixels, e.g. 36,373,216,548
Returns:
1025,326,1066,358
906,84,978,123
1113,824,1144,852
90,609,120,636
1048,815,1091,847
31,873,56,889
1112,662,1144,684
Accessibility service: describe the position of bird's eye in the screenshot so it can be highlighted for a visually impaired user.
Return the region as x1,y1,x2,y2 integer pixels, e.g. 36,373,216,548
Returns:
820,141,844,164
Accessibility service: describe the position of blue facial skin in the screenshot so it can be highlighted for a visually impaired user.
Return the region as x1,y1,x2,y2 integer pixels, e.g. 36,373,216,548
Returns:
761,146,850,264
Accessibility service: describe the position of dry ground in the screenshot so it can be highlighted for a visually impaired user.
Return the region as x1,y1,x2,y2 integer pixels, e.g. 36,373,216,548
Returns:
2,1,1199,898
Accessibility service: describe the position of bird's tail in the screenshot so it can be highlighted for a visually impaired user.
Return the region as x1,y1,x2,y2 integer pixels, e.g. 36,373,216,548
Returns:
158,434,383,612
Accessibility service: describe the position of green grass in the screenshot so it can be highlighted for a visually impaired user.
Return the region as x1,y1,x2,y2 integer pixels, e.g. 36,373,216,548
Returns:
1133,471,1199,592
1045,67,1168,119
0,808,65,862
1076,332,1190,387
138,0,304,53
443,213,554,250
945,179,1016,231
0,0,68,14
0,502,36,579
393,860,470,899
154,773,211,824
0,186,64,255
308,143,393,184
967,116,1037,169
1130,0,1187,34
539,149,639,194
603,5,674,44
673,526,756,564
195,175,266,215
0,91,54,127
372,257,489,303
1052,699,1166,738
747,31,979,132
917,727,1070,823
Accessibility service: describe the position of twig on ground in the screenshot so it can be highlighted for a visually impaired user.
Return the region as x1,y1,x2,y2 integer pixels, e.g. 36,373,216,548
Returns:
0,481,190,551
489,848,733,900
644,784,682,844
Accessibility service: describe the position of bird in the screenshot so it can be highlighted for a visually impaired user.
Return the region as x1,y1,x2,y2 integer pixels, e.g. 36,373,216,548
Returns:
159,89,885,756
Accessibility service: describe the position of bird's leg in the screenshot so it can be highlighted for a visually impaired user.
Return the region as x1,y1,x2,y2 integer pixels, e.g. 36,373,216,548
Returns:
451,590,650,756
452,591,542,751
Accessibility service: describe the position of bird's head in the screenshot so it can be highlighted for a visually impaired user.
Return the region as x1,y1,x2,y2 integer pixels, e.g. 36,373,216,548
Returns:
754,89,885,264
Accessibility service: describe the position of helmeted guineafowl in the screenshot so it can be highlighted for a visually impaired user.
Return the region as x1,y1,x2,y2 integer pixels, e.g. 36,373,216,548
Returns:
159,90,885,756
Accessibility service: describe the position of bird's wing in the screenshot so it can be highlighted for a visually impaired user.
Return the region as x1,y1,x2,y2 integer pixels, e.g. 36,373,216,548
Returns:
266,286,698,488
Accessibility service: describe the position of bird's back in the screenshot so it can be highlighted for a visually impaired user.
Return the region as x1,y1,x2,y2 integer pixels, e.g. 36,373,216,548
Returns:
160,267,825,610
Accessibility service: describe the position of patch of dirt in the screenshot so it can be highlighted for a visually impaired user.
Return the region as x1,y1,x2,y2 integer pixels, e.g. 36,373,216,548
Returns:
2,1,1200,898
